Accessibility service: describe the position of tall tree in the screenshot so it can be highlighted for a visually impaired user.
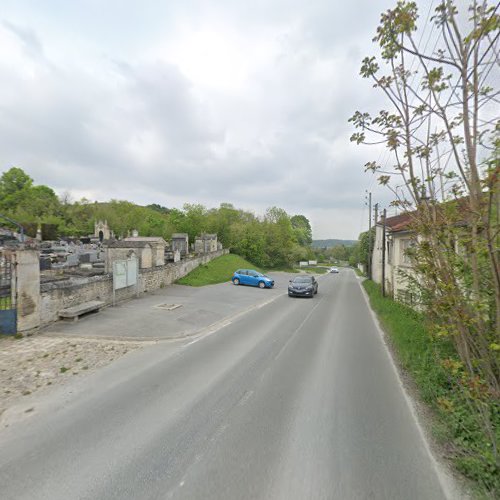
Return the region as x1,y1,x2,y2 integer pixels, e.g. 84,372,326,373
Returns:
350,1,499,476
0,167,33,212
291,214,313,246
350,0,499,390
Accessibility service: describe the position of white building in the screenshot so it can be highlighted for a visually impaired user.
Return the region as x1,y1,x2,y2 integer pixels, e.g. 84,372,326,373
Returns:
372,212,418,304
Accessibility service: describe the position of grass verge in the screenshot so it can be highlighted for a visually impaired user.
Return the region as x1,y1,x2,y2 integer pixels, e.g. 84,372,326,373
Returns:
303,266,329,274
363,280,499,498
177,254,263,286
353,267,365,277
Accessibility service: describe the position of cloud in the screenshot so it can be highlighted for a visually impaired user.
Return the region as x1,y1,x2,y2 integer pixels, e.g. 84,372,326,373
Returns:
2,19,47,62
0,0,412,239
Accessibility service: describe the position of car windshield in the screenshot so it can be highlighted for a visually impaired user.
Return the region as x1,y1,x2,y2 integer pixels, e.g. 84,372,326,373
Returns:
293,277,312,283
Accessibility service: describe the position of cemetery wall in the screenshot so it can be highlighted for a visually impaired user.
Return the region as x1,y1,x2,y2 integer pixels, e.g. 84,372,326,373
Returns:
39,249,228,327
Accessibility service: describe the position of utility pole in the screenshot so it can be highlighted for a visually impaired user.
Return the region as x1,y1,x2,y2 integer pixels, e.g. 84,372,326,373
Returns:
366,191,372,279
370,203,378,279
381,209,386,297
372,203,379,280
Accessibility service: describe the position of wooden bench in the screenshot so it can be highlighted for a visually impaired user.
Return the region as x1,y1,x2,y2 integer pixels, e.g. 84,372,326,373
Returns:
59,301,105,322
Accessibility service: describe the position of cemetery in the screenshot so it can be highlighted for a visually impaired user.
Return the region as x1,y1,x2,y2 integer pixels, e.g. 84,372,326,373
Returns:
0,220,226,335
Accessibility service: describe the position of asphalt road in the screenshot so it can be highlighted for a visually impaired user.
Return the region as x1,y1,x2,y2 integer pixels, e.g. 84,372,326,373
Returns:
0,270,453,499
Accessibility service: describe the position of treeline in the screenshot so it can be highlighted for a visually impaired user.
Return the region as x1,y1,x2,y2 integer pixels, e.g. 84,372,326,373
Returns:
0,167,315,268
312,243,358,265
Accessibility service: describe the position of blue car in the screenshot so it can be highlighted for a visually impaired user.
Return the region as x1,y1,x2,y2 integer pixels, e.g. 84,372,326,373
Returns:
232,269,274,288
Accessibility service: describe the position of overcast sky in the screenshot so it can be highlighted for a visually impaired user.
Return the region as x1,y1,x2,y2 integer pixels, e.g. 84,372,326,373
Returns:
0,0,430,239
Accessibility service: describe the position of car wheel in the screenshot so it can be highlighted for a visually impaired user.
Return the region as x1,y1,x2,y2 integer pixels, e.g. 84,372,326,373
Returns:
258,281,266,289
233,278,240,285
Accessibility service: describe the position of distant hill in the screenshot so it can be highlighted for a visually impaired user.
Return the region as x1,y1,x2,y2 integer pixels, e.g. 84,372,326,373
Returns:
312,239,357,248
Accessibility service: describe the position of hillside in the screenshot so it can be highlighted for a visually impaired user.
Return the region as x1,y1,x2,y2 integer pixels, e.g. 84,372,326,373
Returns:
312,239,356,248
177,254,260,286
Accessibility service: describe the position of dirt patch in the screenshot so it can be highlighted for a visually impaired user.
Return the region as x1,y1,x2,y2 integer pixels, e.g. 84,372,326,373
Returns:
0,335,143,419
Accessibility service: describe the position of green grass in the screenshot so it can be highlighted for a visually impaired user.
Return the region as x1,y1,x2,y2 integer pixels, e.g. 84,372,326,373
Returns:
270,266,299,273
354,267,365,277
303,266,329,274
363,280,499,497
177,254,263,286
176,254,332,286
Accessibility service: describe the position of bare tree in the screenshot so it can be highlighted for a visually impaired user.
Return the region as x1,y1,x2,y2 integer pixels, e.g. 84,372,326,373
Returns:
350,0,499,456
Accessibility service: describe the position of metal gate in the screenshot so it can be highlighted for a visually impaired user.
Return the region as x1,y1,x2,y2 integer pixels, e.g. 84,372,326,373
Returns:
0,251,16,335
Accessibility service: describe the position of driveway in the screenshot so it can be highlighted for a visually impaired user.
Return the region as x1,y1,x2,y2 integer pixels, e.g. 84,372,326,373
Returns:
43,272,297,341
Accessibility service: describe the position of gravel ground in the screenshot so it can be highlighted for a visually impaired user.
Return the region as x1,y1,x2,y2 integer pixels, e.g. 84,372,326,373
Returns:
0,335,144,420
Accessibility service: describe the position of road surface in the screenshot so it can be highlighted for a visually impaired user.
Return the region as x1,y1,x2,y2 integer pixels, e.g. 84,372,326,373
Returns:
0,270,452,499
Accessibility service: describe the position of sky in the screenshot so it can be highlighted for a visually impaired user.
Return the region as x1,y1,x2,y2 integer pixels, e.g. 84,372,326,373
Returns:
0,0,430,239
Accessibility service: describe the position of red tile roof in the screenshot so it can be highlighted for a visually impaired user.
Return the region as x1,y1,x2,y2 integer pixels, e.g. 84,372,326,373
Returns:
378,197,475,232
378,212,414,232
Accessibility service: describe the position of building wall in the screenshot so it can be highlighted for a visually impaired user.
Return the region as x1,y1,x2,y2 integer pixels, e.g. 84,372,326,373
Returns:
15,250,41,332
95,220,111,240
38,249,228,328
194,237,217,253
372,224,396,296
152,244,165,267
172,237,188,255
372,226,417,301
372,225,384,286
105,247,152,271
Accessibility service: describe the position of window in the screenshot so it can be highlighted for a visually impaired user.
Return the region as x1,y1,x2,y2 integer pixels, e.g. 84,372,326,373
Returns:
387,239,393,265
400,239,415,265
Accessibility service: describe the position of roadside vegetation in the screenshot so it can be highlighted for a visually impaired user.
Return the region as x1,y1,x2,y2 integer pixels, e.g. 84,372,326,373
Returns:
177,254,334,287
176,254,262,286
363,280,499,497
353,267,364,278
303,266,329,274
350,2,499,496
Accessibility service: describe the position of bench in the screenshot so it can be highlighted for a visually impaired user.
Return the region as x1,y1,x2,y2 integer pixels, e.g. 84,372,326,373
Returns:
59,300,105,322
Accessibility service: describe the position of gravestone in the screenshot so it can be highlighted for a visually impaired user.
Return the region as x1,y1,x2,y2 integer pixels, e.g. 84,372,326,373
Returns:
66,254,80,267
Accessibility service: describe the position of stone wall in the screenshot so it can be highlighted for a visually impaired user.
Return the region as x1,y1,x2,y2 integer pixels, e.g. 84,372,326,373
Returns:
39,249,228,327
14,250,41,333
140,250,227,291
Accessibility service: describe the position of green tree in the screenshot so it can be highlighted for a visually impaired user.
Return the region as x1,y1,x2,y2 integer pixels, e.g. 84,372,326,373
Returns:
263,207,295,267
147,203,169,214
291,214,313,246
182,203,207,241
230,220,267,266
0,167,33,212
21,185,60,218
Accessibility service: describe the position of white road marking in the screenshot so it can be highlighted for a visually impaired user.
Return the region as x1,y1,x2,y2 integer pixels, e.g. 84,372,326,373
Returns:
274,296,324,361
